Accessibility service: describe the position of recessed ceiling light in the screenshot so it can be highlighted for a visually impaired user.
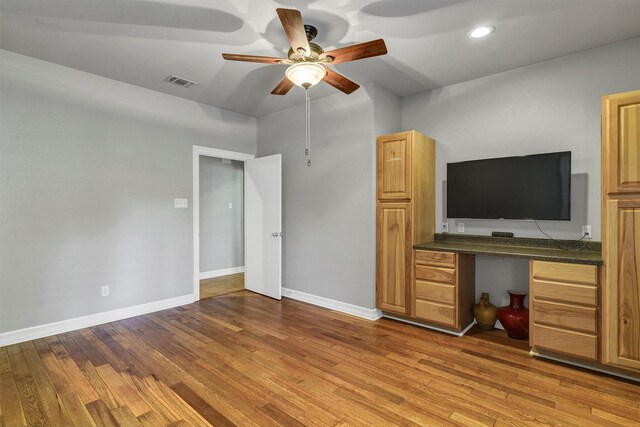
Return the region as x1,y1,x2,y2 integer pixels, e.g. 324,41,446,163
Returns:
469,26,494,38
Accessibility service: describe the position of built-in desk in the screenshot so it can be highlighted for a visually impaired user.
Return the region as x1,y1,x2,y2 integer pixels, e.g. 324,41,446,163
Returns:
410,234,604,365
414,234,602,265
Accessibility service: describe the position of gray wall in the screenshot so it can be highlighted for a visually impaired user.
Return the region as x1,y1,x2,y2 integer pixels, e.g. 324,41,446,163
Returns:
257,87,378,309
402,37,640,241
199,157,244,273
0,50,256,333
401,37,640,308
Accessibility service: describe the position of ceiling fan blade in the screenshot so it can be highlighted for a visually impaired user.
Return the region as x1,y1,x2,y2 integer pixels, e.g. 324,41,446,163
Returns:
322,39,388,64
276,8,311,56
271,77,294,95
323,68,360,94
222,53,285,64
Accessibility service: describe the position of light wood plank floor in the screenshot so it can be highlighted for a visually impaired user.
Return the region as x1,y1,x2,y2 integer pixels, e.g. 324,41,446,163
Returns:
200,273,244,299
1,291,639,426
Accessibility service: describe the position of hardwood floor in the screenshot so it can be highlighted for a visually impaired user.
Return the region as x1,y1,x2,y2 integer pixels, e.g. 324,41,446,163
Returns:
1,291,639,426
200,273,244,299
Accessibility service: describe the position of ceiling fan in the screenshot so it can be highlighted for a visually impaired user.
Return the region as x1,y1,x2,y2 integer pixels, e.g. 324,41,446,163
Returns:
222,8,387,95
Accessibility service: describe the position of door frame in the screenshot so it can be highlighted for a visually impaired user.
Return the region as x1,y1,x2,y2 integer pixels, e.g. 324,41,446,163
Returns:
193,146,254,301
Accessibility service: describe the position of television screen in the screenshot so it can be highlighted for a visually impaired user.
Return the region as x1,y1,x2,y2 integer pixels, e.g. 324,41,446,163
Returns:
446,151,571,221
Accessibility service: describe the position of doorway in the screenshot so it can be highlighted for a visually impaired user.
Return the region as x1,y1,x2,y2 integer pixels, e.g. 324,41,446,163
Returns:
199,155,245,299
193,146,283,302
193,146,254,301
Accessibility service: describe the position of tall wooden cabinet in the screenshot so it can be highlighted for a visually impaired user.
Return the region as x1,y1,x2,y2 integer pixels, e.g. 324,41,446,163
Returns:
602,90,640,373
376,131,435,315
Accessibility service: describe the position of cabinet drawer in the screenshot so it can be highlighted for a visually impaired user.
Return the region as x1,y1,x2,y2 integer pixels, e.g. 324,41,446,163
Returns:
415,265,455,284
531,278,597,306
533,300,597,334
415,250,455,268
415,300,456,327
532,261,598,285
533,324,598,361
415,280,455,305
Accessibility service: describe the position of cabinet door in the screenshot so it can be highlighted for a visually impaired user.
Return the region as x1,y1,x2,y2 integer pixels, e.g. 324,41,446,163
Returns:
603,90,640,195
377,133,412,201
376,203,412,314
603,199,640,371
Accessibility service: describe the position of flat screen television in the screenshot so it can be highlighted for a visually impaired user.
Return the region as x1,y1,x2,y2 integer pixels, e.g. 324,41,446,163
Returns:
446,151,571,221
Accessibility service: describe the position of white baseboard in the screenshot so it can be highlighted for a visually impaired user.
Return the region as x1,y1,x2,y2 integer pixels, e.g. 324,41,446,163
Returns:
384,314,475,337
282,288,382,321
199,266,244,280
0,294,194,348
529,349,640,383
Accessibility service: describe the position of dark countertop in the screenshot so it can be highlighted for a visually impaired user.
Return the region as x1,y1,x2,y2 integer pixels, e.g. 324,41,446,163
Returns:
414,234,603,265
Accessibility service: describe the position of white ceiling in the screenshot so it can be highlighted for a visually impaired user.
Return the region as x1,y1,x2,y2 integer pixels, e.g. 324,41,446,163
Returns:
2,0,640,118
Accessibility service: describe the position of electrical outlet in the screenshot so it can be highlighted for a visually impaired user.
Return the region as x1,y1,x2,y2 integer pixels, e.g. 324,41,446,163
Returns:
458,223,465,233
441,222,449,233
174,198,188,208
582,225,592,239
101,286,110,297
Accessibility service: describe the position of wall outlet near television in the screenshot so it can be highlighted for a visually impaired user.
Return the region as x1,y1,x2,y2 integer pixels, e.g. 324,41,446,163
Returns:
457,223,465,233
582,225,592,239
441,222,449,233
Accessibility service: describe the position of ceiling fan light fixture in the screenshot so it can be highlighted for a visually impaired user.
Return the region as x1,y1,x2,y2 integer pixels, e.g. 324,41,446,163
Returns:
285,62,326,89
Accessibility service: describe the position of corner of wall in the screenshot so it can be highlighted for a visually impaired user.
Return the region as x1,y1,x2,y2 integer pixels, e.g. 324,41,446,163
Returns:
367,82,401,136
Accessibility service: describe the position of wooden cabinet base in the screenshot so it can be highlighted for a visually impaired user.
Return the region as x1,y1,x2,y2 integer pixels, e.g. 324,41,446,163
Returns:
530,260,600,363
531,348,640,382
410,250,476,333
381,311,475,336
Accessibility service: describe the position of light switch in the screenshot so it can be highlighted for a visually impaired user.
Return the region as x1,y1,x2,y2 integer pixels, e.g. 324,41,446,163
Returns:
457,223,465,233
228,202,233,209
174,198,188,208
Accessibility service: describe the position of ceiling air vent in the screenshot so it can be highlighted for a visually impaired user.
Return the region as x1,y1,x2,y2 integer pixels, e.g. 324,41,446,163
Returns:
164,75,196,88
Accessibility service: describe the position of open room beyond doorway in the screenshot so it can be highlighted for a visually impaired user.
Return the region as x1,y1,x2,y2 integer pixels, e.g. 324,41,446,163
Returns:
192,146,254,301
199,155,244,299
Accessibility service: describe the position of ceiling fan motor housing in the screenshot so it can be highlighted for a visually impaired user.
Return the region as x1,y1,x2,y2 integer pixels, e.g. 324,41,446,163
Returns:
288,42,324,62
304,25,318,41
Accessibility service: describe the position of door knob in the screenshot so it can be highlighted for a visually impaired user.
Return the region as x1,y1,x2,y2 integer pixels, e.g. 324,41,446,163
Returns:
272,232,279,237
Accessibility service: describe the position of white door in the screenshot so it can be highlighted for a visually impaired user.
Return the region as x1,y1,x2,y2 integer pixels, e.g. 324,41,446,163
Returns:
244,154,282,300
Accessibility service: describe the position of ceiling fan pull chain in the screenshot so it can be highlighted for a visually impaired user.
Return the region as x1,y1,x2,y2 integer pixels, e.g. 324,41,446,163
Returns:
306,89,311,166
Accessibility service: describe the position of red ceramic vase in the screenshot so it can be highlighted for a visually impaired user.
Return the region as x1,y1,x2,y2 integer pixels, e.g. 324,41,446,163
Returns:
497,290,529,340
